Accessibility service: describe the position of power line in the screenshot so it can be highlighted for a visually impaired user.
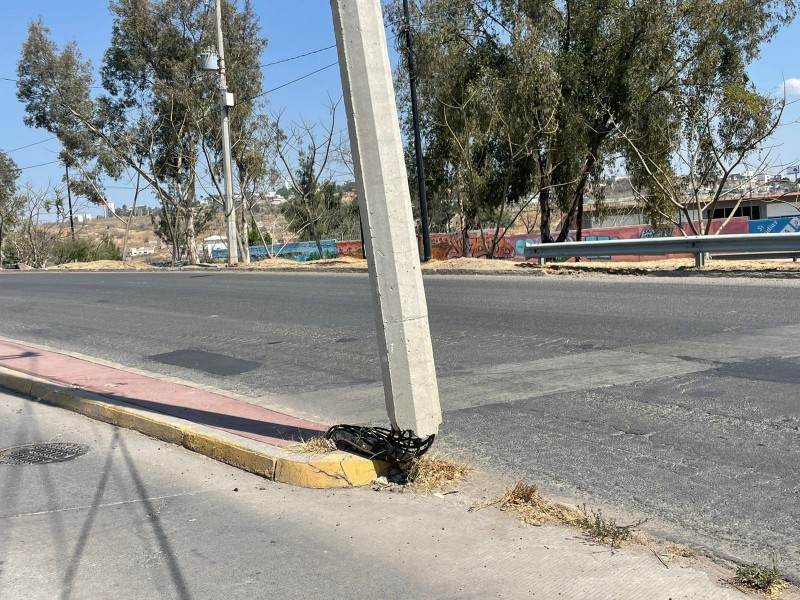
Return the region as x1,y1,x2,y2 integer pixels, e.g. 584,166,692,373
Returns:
14,159,61,171
5,137,57,153
244,30,400,105
259,21,399,70
242,61,339,105
0,159,61,176
0,74,104,90
261,44,337,68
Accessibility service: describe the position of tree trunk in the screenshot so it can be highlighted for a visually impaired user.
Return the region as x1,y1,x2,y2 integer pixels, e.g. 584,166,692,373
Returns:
121,173,141,261
237,227,248,262
306,203,324,259
313,234,324,259
556,152,597,243
184,206,198,264
183,139,199,265
555,194,579,243
537,150,555,244
539,187,555,243
240,196,250,264
575,190,584,262
249,202,273,259
489,196,507,259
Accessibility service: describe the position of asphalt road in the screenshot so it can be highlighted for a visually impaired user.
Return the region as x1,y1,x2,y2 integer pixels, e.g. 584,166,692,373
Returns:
1,271,799,580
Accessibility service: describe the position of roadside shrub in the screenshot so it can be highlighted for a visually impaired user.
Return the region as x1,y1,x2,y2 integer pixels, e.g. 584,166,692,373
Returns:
248,220,272,247
1,244,23,266
52,235,122,265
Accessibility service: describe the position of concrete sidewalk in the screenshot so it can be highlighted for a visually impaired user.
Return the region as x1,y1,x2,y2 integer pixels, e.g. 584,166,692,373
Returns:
1,390,766,600
0,337,382,488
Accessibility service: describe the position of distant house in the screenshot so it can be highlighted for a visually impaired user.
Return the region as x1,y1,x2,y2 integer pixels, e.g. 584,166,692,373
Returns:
128,246,155,257
202,235,228,257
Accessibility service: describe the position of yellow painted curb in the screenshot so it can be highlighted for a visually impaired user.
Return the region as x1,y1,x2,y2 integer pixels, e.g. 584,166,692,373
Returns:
0,367,384,489
275,454,388,489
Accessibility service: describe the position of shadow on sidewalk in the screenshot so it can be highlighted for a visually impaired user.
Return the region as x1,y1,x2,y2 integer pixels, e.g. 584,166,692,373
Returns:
0,351,39,360
115,395,324,443
24,378,325,443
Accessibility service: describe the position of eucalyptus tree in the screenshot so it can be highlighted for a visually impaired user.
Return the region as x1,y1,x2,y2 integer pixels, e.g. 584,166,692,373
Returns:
16,19,119,212
613,0,791,233
391,0,541,255
0,151,21,261
17,0,268,264
394,0,796,243
102,0,267,263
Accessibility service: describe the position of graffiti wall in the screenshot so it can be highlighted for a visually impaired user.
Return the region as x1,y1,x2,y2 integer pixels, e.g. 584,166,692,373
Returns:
429,230,517,261
336,240,365,258
325,217,752,263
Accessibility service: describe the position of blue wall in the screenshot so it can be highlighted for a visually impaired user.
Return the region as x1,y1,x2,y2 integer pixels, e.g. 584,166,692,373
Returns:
212,239,338,262
748,217,800,234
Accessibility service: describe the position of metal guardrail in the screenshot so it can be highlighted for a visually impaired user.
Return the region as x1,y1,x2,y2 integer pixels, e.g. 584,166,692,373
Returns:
523,232,800,267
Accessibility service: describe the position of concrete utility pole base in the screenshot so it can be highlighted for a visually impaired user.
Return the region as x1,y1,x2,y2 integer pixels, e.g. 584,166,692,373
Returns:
331,0,441,438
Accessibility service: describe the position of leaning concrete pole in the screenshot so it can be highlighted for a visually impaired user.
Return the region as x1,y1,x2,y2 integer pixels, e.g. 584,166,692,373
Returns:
331,0,441,438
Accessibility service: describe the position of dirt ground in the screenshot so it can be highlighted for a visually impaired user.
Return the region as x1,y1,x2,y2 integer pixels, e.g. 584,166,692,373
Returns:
239,256,367,271
18,255,800,276
537,258,800,275
45,260,158,271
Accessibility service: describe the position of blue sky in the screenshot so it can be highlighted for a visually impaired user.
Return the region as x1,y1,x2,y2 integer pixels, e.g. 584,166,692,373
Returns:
1,1,798,215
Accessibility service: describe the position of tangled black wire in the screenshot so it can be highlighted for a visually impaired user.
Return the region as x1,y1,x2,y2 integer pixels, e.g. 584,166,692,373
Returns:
324,424,435,467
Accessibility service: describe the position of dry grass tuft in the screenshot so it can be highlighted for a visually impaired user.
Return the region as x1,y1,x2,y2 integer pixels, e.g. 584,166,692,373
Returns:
577,507,645,548
500,481,583,526
665,543,696,558
287,436,335,455
407,454,471,493
734,564,788,598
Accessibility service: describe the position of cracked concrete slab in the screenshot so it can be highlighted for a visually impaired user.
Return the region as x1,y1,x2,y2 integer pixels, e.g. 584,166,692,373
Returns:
293,350,711,422
632,324,800,363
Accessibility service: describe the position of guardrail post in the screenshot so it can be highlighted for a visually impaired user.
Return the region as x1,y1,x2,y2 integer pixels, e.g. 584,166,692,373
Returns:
695,251,705,268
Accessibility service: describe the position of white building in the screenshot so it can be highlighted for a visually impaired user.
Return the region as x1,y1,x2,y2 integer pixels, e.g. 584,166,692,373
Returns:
128,246,156,257
202,235,228,256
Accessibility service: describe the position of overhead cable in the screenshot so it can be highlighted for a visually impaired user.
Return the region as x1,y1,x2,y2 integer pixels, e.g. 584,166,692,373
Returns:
261,44,337,68
5,137,57,153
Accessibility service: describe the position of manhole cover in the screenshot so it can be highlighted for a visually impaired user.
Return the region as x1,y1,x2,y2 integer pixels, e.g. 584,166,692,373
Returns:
0,443,90,465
